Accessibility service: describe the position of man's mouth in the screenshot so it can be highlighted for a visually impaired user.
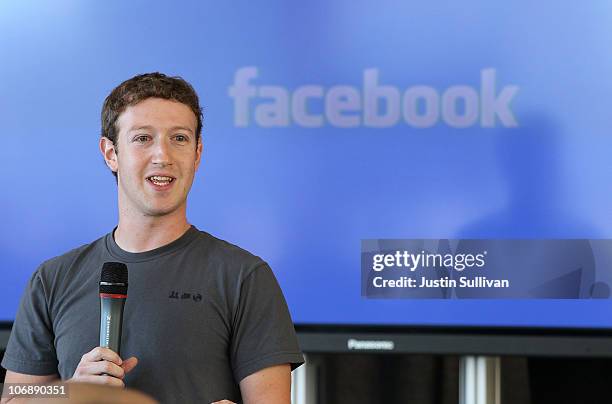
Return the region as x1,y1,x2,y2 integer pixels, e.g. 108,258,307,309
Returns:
146,176,175,186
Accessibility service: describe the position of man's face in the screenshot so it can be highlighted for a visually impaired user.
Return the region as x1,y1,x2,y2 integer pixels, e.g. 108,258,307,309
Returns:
101,97,202,218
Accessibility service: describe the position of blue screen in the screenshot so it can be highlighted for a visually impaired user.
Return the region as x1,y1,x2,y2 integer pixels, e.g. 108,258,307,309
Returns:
2,1,612,328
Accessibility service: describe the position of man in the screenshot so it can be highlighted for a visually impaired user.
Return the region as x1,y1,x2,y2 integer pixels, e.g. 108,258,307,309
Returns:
1,73,304,403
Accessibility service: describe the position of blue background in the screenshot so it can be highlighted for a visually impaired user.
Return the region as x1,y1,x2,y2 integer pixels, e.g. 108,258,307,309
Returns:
2,1,612,328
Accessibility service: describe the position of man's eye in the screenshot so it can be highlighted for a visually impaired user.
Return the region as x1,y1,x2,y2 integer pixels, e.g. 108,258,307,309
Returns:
134,135,149,142
174,135,188,142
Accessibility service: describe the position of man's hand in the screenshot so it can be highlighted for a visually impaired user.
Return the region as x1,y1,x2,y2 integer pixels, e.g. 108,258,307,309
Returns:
68,347,138,387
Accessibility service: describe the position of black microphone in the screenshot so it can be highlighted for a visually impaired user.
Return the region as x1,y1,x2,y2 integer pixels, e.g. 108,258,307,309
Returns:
99,262,128,355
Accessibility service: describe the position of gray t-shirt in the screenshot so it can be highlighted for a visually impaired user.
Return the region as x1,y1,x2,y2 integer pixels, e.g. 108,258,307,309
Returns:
2,226,304,403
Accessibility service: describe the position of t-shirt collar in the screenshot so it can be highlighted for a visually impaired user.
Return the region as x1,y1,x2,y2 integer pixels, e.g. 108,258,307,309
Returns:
105,225,199,263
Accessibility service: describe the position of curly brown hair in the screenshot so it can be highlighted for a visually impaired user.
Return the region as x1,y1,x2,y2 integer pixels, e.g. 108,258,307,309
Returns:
101,72,203,179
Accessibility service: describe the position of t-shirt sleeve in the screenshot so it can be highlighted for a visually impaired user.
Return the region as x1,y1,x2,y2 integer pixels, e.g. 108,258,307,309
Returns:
230,263,304,382
1,268,59,375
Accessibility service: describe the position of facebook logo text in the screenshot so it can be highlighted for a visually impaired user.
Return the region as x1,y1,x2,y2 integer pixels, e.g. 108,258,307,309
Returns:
228,67,519,129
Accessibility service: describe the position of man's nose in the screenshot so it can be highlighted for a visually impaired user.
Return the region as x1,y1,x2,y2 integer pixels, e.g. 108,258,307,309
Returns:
151,138,172,166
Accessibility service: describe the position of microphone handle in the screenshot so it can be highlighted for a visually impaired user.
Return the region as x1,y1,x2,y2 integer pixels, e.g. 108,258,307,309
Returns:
99,296,126,356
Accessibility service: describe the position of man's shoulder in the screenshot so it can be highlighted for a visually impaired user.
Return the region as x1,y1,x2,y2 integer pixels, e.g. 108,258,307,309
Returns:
36,234,107,279
191,229,267,274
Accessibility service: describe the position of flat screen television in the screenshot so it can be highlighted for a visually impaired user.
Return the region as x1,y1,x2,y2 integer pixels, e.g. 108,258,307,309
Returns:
2,1,612,356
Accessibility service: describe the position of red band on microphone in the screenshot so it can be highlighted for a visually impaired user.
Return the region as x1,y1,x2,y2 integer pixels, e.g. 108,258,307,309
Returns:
100,293,127,299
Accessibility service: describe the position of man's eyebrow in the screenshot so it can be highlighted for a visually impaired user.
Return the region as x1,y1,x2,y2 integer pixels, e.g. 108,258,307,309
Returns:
128,125,194,134
170,126,194,134
128,125,154,132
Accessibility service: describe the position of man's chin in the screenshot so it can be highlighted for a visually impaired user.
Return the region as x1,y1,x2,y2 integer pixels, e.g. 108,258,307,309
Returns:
141,205,182,218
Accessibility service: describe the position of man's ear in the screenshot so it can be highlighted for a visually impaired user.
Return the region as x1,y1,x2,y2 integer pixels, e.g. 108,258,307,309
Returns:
100,137,118,173
194,139,203,171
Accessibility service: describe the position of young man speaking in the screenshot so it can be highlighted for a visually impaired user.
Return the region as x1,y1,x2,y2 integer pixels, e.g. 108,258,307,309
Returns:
1,73,304,403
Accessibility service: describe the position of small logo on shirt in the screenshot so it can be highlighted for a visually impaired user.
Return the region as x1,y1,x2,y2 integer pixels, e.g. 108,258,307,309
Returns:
169,290,203,302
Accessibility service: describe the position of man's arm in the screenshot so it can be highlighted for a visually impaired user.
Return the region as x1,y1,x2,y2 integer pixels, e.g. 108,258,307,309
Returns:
238,364,291,404
1,370,59,404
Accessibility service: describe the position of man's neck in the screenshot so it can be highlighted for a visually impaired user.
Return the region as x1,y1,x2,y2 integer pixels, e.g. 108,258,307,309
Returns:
114,212,192,253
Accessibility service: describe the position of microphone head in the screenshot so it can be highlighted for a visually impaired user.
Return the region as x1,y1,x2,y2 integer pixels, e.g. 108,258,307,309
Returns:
100,262,128,296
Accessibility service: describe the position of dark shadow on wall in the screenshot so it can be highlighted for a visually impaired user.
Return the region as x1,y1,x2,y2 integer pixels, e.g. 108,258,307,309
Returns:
528,357,612,404
313,353,612,404
0,351,4,381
